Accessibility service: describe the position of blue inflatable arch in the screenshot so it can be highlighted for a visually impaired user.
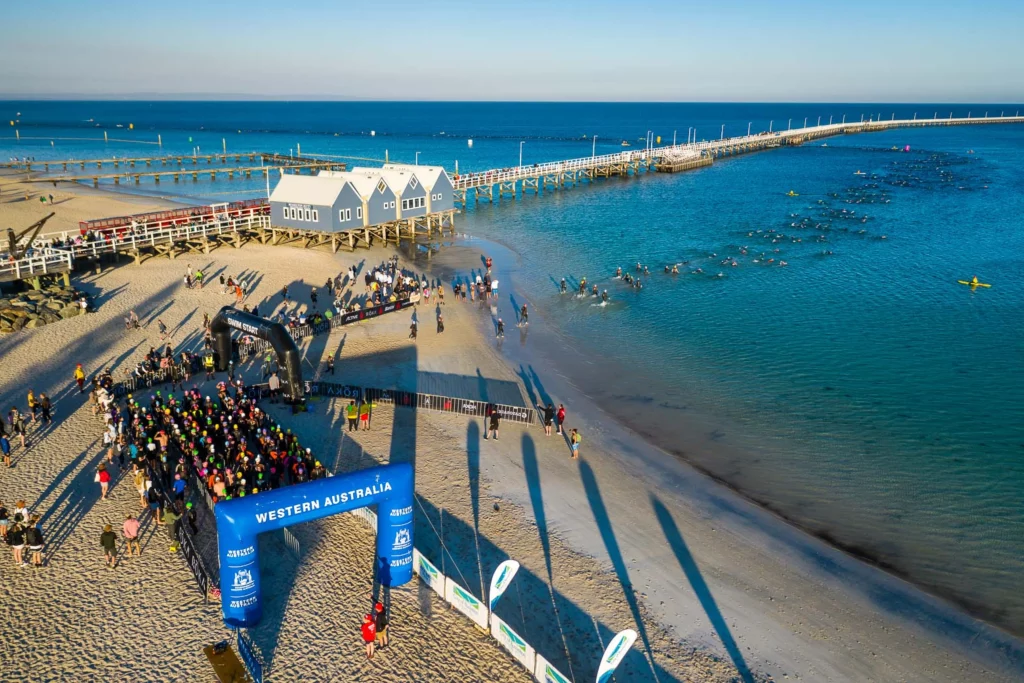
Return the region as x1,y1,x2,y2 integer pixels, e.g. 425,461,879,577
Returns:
215,462,414,628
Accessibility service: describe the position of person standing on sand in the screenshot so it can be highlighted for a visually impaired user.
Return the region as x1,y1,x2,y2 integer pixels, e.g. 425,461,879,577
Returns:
1,434,9,468
346,401,358,432
556,404,566,435
409,321,417,340
164,504,181,553
147,484,164,525
26,390,37,424
327,353,335,376
97,463,111,500
541,403,555,436
133,466,147,508
359,400,371,431
496,318,504,338
101,524,118,568
9,516,26,567
361,613,377,660
123,514,140,557
569,428,582,460
74,363,86,392
0,501,7,543
436,314,444,334
374,601,389,650
26,514,44,568
39,393,52,425
486,406,500,441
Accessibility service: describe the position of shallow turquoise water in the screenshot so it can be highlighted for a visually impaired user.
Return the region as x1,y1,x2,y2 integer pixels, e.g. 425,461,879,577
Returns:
3,102,1022,634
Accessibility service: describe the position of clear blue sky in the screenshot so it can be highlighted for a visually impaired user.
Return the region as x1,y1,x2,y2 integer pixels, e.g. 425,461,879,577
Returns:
1,0,1021,101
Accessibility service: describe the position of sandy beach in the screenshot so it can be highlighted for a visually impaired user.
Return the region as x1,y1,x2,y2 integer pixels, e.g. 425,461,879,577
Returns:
1,181,1023,682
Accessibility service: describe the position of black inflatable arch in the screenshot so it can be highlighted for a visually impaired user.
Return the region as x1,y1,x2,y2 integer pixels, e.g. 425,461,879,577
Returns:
210,305,304,401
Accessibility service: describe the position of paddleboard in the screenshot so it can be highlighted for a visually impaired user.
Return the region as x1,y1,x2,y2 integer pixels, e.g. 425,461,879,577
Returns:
957,280,991,288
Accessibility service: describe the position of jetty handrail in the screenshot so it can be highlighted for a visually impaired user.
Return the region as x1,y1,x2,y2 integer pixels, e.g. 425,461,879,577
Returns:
452,115,1024,190
35,206,269,248
29,211,269,261
0,249,74,279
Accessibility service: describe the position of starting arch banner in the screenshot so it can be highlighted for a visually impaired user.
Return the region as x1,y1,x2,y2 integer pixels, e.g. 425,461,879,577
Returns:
215,463,414,628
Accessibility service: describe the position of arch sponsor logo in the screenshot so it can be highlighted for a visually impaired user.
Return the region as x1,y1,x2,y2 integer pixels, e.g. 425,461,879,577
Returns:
393,528,411,550
232,569,255,593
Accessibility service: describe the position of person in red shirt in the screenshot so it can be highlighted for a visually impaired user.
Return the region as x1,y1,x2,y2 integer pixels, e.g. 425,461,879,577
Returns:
361,613,377,660
556,404,566,435
97,464,111,500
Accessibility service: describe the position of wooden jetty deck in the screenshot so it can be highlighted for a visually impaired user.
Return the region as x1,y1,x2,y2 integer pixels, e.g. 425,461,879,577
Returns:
451,114,1024,205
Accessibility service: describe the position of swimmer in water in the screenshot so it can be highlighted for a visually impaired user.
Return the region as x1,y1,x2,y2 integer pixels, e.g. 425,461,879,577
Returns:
601,289,609,303
615,267,622,278
636,262,642,272
671,264,679,274
664,265,671,274
591,284,599,297
560,278,567,293
643,266,650,276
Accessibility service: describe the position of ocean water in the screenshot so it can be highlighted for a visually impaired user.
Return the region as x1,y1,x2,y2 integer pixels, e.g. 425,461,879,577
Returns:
3,102,1023,635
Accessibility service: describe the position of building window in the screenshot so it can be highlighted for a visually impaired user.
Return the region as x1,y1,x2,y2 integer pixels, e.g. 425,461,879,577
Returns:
410,177,418,189
312,209,319,222
402,199,408,211
390,201,395,209
377,179,387,193
357,207,362,219
431,194,436,201
305,209,312,222
436,193,442,201
339,209,344,221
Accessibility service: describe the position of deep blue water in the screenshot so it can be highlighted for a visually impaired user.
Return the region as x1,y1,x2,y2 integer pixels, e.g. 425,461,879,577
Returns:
3,101,1023,634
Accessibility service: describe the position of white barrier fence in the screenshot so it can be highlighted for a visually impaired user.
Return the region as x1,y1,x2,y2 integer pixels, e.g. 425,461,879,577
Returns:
344,505,572,683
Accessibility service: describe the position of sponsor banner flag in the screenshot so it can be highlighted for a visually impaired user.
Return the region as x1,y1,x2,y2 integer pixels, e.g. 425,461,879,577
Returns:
445,577,489,629
488,559,520,611
412,548,445,598
534,653,572,683
490,613,536,672
596,629,637,683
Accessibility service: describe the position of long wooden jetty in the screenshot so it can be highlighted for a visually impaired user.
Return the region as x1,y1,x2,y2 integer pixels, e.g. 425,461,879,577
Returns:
22,161,344,187
450,114,1024,205
0,152,329,172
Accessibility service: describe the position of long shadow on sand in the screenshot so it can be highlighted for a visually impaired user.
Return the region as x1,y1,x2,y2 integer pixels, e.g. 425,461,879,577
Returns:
652,494,754,682
578,458,662,681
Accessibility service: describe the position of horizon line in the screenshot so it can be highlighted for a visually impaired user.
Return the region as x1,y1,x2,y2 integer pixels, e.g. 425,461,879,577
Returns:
1,95,1022,105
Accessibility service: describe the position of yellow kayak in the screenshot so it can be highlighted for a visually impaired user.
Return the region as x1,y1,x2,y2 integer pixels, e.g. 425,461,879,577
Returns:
958,280,991,288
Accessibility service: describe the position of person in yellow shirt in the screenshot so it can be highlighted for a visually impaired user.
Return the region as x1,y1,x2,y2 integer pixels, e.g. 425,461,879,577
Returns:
73,363,86,393
26,390,37,424
359,400,371,431
346,400,359,432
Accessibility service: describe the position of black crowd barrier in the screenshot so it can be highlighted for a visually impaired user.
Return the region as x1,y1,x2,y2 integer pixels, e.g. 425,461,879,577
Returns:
310,381,535,425
175,519,210,601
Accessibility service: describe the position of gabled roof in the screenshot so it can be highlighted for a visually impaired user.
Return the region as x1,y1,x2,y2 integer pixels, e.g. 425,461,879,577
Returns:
270,174,348,206
349,167,419,196
383,164,452,190
318,169,390,199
